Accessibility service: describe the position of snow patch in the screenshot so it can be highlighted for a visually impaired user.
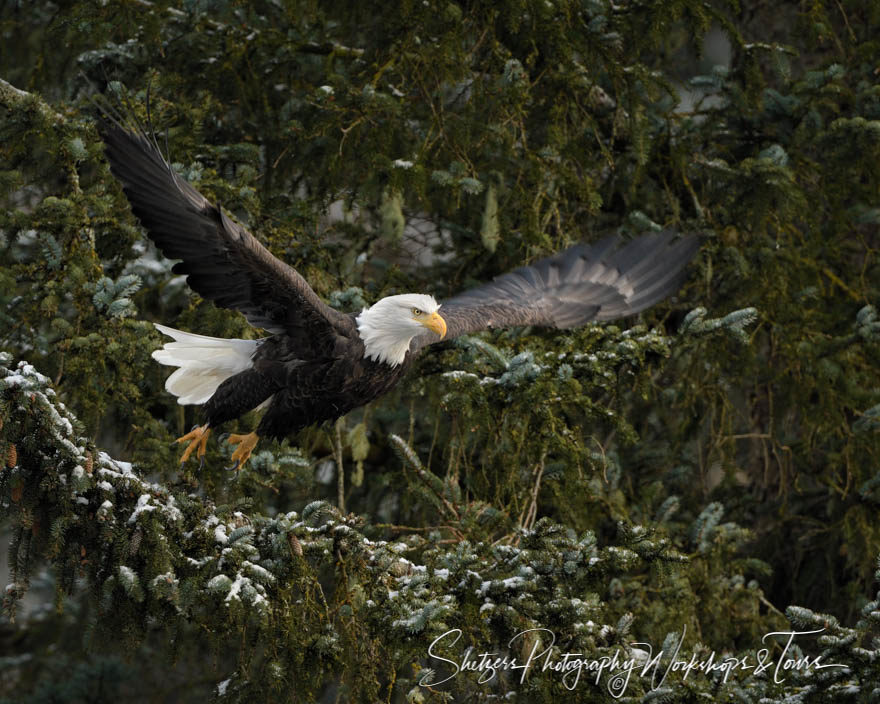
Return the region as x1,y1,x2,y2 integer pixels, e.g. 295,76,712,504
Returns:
128,494,157,524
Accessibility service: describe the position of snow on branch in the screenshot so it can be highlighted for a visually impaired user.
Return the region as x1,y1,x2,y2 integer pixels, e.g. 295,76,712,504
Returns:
3,353,878,698
0,77,67,122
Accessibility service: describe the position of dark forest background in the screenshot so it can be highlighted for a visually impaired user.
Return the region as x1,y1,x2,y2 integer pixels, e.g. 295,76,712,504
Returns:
1,0,879,701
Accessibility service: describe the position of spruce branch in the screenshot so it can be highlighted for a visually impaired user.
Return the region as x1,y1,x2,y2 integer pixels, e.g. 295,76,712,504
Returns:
0,354,712,699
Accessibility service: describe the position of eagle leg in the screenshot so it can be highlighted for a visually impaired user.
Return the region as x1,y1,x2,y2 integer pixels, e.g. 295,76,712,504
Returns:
176,424,211,468
225,431,259,472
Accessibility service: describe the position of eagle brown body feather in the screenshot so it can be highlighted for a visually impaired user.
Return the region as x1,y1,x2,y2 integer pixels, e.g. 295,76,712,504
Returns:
205,335,411,441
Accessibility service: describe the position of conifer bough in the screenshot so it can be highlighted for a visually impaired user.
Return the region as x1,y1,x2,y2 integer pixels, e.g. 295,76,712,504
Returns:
98,116,700,470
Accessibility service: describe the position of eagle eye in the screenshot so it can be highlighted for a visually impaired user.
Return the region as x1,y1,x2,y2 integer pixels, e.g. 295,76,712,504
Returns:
411,307,424,316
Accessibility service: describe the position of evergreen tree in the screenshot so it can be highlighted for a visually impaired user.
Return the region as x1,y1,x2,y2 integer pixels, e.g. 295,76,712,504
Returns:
1,1,879,701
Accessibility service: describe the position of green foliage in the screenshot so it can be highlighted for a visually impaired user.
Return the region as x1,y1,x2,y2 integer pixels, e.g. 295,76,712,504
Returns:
1,0,880,701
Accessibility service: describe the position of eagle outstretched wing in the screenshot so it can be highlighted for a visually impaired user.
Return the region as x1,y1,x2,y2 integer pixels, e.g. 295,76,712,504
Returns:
414,231,699,348
98,120,353,348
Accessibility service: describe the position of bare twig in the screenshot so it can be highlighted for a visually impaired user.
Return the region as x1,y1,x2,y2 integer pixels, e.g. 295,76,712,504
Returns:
518,451,546,532
329,418,346,512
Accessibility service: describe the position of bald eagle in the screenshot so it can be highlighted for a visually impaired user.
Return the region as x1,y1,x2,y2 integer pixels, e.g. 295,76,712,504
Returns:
99,121,699,470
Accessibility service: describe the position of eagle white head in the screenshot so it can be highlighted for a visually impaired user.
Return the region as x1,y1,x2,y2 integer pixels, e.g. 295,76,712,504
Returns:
356,293,447,367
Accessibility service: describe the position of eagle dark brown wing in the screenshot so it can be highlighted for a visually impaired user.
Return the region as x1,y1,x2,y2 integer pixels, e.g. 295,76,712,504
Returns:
99,120,354,350
413,231,699,348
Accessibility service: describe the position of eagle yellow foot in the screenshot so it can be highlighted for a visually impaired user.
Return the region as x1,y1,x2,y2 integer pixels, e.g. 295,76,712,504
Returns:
225,431,259,472
176,424,211,469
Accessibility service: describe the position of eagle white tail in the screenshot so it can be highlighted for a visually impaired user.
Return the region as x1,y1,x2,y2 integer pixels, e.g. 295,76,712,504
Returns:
151,323,258,405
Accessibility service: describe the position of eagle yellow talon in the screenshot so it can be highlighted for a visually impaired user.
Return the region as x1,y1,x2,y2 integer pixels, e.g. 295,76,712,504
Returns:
226,431,259,471
176,424,211,466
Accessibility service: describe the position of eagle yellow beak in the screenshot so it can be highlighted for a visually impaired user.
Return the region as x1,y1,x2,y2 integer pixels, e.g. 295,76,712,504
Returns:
419,311,447,338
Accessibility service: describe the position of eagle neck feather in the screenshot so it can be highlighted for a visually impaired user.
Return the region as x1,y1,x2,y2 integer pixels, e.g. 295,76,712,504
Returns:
355,307,414,367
